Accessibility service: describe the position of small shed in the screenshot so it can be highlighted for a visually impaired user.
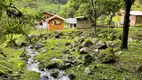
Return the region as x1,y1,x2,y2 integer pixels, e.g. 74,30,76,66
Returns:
130,11,142,25
47,15,64,31
65,18,77,28
75,16,91,29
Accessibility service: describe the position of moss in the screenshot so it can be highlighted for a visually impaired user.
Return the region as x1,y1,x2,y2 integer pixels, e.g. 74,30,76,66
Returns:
66,62,136,80
98,48,116,63
20,71,39,80
0,61,11,74
119,42,142,73
34,39,72,70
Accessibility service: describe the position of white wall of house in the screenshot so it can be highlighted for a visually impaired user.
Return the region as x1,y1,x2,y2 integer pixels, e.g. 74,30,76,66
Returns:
36,22,48,30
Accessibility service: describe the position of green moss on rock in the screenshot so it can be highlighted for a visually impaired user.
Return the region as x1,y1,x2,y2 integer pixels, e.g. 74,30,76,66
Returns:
98,48,116,63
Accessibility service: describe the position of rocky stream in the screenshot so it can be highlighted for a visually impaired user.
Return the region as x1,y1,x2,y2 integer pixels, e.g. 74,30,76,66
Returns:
25,45,70,80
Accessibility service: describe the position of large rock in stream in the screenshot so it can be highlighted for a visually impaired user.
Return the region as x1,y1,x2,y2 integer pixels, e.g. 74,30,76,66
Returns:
35,43,44,49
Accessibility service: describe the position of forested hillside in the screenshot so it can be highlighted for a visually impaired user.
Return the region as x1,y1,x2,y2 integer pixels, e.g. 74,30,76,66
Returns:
13,0,68,15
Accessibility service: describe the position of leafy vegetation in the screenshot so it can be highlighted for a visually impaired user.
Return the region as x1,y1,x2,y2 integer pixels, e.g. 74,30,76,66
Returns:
0,0,142,80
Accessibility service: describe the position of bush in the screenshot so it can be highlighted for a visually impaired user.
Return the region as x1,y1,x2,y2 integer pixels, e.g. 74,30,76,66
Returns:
134,24,142,28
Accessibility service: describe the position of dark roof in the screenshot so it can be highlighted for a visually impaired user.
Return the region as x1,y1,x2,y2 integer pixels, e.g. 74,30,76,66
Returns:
41,12,54,16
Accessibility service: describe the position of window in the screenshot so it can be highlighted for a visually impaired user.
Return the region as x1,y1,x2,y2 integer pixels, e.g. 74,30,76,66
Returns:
39,22,43,25
52,21,62,25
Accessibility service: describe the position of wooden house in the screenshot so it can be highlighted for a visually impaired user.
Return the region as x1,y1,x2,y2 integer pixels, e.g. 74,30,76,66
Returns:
46,15,64,31
37,12,65,31
42,12,54,19
130,11,142,26
120,11,142,26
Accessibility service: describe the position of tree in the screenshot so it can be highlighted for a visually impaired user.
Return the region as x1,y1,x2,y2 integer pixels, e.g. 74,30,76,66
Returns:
0,1,38,46
61,0,122,36
121,0,135,49
0,0,5,19
104,0,123,34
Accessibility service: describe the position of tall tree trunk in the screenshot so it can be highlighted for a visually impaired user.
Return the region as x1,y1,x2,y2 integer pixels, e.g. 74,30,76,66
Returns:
121,1,132,49
91,16,97,36
108,13,115,35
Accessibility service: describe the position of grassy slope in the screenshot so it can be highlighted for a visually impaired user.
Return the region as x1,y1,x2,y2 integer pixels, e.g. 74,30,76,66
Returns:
34,27,142,80
0,27,142,80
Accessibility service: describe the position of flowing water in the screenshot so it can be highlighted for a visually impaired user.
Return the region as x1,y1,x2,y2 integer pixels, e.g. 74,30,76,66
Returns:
25,45,70,80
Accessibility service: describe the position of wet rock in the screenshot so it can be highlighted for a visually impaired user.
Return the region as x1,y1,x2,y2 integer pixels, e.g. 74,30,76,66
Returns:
94,49,99,53
71,48,76,52
28,34,36,39
29,45,34,49
43,34,49,40
50,58,59,62
20,52,27,57
59,59,72,70
50,69,59,78
20,42,28,47
71,41,78,48
98,48,116,63
19,52,29,60
84,55,94,64
40,48,47,53
108,42,115,48
51,47,55,50
61,49,70,54
128,37,133,42
54,43,60,46
79,47,88,54
35,43,44,49
65,42,71,46
69,73,76,80
41,75,49,80
39,34,45,38
46,62,59,69
77,31,83,36
78,36,85,44
115,51,122,56
85,67,92,74
96,41,107,49
92,38,99,44
137,65,142,72
82,39,93,47
59,63,72,70
55,34,62,39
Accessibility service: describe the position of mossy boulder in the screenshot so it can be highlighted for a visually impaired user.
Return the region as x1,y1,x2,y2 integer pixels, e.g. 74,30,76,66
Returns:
98,48,116,63
84,54,94,65
96,41,107,49
19,52,29,61
82,39,93,47
79,47,89,54
50,69,59,78
46,62,60,69
68,73,76,80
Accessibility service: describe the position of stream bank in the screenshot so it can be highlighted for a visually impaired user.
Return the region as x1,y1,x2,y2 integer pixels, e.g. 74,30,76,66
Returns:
25,44,70,80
